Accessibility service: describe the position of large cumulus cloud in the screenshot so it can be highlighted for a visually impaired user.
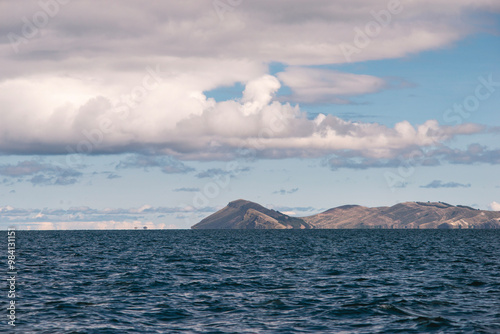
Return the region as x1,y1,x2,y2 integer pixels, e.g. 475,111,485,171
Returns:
0,74,485,160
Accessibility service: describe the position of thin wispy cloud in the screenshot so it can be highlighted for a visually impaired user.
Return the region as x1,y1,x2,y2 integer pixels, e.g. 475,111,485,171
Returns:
273,206,318,213
273,188,299,195
430,144,500,165
325,143,500,170
277,67,389,104
117,155,194,174
196,167,250,179
420,180,471,189
173,187,200,192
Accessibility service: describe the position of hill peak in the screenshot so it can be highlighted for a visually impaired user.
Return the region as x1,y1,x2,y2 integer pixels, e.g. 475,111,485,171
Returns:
192,199,312,229
228,199,255,208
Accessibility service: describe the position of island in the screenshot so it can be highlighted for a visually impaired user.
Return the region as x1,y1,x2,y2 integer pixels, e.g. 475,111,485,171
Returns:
191,199,500,229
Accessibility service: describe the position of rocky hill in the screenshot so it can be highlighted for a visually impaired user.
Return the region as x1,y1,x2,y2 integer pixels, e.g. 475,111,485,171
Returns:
192,200,500,229
304,201,500,229
191,199,313,229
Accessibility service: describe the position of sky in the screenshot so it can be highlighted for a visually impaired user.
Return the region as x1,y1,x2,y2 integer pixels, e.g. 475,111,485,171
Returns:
0,0,499,230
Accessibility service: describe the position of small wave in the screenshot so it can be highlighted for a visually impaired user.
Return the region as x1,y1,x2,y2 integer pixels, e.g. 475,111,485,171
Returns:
468,280,487,287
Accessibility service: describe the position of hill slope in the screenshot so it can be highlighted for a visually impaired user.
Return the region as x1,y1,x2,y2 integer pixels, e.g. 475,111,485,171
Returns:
304,201,500,229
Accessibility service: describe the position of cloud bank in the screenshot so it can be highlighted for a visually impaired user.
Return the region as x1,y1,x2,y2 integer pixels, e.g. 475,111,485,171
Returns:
0,160,82,185
0,204,215,229
0,0,498,164
0,73,486,162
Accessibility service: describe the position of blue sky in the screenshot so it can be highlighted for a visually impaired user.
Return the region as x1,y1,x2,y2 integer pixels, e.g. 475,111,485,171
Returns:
0,1,499,229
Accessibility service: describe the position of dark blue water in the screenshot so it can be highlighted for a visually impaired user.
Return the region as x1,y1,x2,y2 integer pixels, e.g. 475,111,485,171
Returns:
4,230,500,333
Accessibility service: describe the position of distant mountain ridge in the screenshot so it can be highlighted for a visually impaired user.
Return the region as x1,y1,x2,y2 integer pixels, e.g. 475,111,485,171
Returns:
191,200,500,229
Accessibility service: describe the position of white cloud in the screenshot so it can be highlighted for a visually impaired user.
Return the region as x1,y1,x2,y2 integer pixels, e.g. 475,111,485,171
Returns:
1,0,497,69
0,74,485,160
0,1,496,161
277,67,387,103
489,202,500,211
0,206,14,213
132,205,152,214
242,75,281,115
281,211,296,216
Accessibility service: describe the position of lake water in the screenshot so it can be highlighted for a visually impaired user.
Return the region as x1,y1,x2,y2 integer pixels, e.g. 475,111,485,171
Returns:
5,230,500,333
